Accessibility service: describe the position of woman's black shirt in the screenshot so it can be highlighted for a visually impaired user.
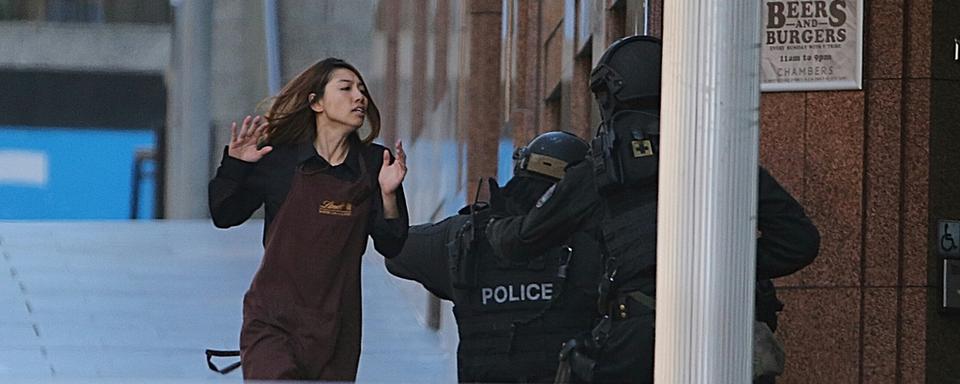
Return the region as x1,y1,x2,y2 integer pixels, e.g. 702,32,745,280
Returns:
208,141,409,258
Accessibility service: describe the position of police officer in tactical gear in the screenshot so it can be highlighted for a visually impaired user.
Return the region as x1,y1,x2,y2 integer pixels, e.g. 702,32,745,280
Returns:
485,35,821,384
386,131,605,383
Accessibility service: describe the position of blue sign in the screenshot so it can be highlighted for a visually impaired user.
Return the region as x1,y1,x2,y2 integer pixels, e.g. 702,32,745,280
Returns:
0,126,156,219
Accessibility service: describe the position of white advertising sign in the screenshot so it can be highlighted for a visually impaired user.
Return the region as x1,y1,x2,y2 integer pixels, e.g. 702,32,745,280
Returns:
761,0,863,92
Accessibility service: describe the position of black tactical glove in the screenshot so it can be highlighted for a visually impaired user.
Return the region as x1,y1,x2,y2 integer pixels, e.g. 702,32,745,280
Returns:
487,177,508,218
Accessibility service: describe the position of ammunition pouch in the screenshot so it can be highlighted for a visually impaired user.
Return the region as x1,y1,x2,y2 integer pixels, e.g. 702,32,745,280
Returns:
605,291,656,322
753,320,786,379
591,110,660,193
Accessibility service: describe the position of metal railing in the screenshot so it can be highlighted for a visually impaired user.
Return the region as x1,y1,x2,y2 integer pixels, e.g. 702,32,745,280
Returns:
130,148,156,219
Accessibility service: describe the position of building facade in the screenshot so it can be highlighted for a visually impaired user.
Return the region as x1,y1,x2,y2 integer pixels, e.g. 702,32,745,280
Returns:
0,0,171,219
371,0,960,383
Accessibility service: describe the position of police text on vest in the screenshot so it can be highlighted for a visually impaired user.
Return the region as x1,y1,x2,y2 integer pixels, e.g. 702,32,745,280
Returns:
481,283,553,305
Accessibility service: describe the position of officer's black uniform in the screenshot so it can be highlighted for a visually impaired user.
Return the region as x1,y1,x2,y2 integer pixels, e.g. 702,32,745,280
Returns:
486,161,819,383
484,36,821,384
387,132,603,383
486,163,820,281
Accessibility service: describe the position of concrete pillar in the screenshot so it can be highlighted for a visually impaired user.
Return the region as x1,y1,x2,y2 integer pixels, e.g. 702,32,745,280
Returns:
165,0,213,219
655,1,761,382
462,0,502,202
263,0,281,95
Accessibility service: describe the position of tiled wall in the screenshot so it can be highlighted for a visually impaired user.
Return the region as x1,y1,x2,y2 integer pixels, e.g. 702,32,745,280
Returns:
924,1,960,383
759,0,960,383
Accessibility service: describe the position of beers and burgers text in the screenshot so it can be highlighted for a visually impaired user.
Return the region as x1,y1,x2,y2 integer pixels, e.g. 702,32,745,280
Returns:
766,0,848,45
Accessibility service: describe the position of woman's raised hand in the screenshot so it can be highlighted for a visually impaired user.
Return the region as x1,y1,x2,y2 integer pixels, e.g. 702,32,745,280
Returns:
227,115,273,162
378,140,407,196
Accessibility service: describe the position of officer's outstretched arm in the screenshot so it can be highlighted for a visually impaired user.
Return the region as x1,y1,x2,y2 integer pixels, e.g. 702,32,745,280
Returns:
755,167,821,279
485,161,600,261
386,215,469,301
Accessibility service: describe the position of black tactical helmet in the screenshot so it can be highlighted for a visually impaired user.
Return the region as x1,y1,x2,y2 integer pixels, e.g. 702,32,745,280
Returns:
513,131,589,181
590,35,662,121
589,35,663,191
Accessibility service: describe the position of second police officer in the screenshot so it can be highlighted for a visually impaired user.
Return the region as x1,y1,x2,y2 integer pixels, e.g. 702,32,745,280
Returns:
484,35,821,383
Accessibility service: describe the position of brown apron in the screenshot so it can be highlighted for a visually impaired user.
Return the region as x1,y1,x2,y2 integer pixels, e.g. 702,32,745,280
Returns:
240,155,372,381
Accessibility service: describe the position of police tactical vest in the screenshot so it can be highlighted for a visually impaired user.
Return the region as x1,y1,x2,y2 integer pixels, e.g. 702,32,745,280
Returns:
598,185,658,293
452,225,602,383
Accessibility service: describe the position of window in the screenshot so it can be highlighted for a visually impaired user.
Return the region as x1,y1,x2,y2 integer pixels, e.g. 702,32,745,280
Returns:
0,0,170,24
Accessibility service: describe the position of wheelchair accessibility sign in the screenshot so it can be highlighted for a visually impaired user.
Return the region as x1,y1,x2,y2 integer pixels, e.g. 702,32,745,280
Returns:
939,220,960,258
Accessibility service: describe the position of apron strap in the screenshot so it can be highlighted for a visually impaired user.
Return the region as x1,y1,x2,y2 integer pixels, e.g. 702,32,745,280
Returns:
205,349,241,374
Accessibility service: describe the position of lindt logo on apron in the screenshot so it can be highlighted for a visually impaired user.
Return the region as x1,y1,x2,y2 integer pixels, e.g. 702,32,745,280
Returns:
319,200,353,216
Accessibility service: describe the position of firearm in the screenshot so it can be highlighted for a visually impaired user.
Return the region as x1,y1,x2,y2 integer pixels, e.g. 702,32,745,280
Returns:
448,179,490,288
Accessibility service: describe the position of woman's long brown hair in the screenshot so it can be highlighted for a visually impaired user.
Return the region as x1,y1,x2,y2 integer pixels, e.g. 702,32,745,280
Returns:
262,58,381,146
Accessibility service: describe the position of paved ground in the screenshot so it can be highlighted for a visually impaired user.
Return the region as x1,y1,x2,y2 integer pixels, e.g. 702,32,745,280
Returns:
0,220,455,383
